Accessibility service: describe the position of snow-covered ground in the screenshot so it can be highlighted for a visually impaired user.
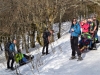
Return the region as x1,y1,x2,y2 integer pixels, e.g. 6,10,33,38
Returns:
0,22,100,75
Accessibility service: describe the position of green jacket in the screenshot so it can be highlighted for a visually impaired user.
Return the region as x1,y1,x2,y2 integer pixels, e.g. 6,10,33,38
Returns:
15,52,24,63
81,33,92,40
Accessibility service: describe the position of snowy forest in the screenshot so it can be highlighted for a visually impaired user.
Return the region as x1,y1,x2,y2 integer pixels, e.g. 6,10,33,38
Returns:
0,0,100,75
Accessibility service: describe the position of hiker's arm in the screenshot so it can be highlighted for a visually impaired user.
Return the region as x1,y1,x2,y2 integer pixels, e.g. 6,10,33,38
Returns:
74,25,80,34
93,21,97,32
48,36,50,43
93,26,97,32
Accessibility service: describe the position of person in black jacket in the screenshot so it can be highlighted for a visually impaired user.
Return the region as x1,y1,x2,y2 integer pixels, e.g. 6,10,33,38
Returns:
93,16,100,43
42,29,53,55
89,18,97,50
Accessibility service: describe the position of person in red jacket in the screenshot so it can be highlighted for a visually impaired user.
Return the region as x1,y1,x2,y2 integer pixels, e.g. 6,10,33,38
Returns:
80,19,90,33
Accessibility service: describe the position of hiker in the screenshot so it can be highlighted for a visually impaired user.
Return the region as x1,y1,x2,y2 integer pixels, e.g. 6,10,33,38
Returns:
42,29,53,55
15,49,34,66
6,39,17,70
89,18,97,50
69,18,83,60
93,16,100,43
80,19,90,33
78,19,91,51
78,33,92,52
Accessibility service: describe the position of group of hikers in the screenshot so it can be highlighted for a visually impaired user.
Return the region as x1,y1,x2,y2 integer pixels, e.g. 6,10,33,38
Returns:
5,39,34,70
41,16,100,61
5,28,53,70
4,15,99,70
69,16,99,61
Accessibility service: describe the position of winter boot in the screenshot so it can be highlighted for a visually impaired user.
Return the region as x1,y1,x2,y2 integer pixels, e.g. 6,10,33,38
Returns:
96,39,100,43
11,67,15,70
69,56,76,60
77,55,83,61
42,52,46,55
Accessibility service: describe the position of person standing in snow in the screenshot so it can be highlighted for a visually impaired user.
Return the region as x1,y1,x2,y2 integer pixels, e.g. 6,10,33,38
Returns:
89,18,97,50
93,16,99,43
7,39,17,70
42,29,53,55
69,18,83,60
80,19,90,33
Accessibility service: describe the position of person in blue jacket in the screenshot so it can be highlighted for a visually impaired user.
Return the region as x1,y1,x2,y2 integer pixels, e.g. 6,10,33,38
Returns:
69,18,83,61
7,39,17,70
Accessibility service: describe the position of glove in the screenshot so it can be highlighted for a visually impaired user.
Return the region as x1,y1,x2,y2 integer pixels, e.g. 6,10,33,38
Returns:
71,28,74,32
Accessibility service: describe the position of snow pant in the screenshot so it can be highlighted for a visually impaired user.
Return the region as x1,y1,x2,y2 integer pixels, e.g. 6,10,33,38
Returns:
7,56,14,68
70,36,81,56
91,31,97,48
42,40,49,54
95,31,99,42
7,51,15,69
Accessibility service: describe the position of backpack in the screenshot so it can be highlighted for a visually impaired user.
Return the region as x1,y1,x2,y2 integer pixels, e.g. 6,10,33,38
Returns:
5,41,12,51
43,32,48,39
96,20,99,30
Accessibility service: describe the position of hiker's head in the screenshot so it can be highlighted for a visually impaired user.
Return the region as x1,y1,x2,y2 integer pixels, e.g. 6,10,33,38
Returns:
87,18,91,22
93,16,96,21
13,39,17,44
84,19,87,23
72,19,77,25
49,29,54,34
90,18,93,22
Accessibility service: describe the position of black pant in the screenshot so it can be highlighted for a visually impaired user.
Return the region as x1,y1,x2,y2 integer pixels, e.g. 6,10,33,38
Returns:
42,40,49,54
91,31,97,48
7,56,14,68
70,36,81,56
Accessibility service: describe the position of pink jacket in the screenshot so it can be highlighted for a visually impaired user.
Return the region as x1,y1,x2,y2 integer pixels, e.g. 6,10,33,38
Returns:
80,22,90,33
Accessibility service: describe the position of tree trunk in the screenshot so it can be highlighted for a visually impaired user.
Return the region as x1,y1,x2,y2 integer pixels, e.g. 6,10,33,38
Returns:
36,31,43,46
30,23,36,48
58,20,61,39
16,35,20,50
24,33,29,53
30,32,35,48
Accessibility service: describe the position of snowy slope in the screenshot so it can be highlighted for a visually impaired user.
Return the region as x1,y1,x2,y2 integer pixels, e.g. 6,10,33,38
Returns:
0,23,100,75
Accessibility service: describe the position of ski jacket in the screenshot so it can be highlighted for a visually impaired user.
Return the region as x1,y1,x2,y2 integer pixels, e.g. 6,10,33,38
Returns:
8,43,15,58
80,23,90,33
69,23,81,37
9,43,15,52
15,53,24,63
